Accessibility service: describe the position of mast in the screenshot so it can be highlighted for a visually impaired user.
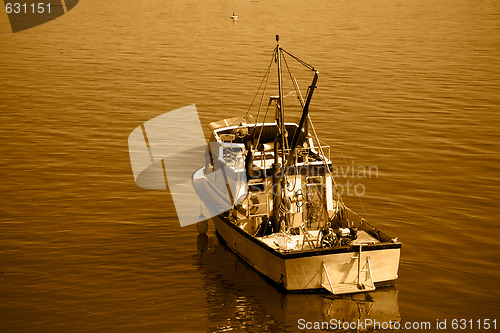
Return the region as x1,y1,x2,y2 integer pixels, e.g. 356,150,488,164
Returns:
276,35,286,161
272,36,321,232
272,35,285,233
285,70,319,169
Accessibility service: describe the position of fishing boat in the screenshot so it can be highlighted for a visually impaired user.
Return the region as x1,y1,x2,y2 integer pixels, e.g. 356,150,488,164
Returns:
192,36,401,295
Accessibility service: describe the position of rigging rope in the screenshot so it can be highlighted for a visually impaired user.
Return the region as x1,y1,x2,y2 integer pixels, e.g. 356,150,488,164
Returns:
254,101,271,148
316,87,367,215
280,48,316,71
307,111,345,217
244,48,276,120
250,56,272,142
281,52,307,112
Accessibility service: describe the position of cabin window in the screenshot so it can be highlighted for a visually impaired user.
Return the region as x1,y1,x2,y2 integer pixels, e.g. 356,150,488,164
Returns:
218,144,244,167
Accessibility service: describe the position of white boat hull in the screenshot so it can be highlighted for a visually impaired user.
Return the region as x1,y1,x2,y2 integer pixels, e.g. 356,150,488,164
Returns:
213,215,400,292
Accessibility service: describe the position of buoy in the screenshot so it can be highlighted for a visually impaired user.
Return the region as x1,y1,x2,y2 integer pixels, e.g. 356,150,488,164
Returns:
197,220,208,234
197,233,209,252
238,195,259,215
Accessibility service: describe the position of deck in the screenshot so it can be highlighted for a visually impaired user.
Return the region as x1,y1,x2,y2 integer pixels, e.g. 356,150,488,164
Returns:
256,230,379,252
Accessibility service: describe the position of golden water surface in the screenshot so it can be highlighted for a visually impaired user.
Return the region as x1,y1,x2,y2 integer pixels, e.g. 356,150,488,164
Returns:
1,0,499,331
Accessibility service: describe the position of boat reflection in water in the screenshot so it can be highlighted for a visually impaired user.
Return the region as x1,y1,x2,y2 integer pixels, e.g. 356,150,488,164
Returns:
195,230,401,332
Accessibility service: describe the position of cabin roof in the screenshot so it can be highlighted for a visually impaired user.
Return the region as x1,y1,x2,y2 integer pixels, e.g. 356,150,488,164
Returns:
208,116,253,132
210,121,307,147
